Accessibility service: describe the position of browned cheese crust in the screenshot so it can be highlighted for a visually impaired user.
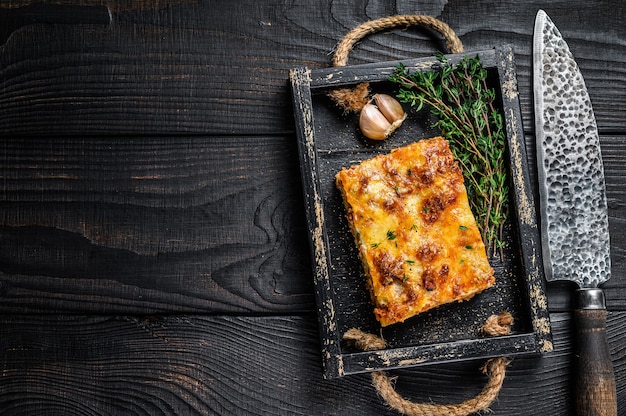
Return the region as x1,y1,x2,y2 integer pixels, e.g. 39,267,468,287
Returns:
335,137,495,326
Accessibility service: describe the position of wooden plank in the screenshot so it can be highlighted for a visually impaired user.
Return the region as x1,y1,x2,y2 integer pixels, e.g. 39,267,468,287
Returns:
0,136,313,313
0,312,624,415
1,134,626,313
0,0,624,136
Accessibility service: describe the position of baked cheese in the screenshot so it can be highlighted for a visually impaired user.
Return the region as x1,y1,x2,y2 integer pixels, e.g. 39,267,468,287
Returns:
335,137,495,326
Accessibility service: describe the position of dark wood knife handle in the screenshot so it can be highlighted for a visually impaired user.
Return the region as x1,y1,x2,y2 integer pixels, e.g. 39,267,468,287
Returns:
574,289,617,416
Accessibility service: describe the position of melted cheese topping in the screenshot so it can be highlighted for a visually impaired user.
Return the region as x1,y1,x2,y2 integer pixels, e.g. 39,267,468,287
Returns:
336,137,495,326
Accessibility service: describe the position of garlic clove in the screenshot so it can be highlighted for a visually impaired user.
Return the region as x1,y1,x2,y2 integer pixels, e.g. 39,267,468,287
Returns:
359,102,392,140
373,94,407,124
359,94,407,140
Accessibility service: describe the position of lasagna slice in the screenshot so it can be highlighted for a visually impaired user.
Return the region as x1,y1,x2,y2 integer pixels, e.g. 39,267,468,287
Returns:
335,137,495,326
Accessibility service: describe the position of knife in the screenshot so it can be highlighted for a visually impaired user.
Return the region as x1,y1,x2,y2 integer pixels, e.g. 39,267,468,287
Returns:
533,10,617,416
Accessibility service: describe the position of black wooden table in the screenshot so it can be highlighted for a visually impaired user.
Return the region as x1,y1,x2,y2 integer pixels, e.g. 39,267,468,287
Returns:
0,2,624,415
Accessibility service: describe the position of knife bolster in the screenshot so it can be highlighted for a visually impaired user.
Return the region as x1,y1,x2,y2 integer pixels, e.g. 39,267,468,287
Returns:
576,288,606,310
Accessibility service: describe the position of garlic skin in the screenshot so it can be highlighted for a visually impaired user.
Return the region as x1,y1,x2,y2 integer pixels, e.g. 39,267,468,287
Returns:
359,102,391,140
374,94,406,124
359,94,406,140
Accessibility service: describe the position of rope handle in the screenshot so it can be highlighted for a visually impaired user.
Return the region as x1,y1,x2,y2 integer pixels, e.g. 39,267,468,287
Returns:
344,312,513,416
328,15,464,113
332,14,464,68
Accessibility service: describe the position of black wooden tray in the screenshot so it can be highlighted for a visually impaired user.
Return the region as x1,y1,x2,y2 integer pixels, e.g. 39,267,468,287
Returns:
290,46,552,379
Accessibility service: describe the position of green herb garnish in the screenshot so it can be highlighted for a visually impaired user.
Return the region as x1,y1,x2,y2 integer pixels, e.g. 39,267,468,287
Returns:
386,230,397,240
390,53,509,260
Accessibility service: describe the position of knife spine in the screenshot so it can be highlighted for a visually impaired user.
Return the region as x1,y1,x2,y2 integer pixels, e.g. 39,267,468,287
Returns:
532,10,555,283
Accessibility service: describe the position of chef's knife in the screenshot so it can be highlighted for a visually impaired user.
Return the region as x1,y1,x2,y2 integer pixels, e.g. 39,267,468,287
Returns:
533,10,617,416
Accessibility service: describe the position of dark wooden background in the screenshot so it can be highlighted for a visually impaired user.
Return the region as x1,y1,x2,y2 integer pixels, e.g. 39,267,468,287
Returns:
0,1,624,414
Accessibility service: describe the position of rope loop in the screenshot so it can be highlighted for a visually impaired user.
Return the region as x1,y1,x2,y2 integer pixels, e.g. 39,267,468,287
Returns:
333,15,464,68
344,312,513,416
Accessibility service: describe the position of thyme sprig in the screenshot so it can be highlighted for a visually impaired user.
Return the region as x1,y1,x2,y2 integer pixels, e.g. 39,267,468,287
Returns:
389,54,508,260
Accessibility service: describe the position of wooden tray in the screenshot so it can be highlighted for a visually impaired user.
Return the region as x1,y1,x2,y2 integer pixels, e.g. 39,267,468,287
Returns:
290,46,552,379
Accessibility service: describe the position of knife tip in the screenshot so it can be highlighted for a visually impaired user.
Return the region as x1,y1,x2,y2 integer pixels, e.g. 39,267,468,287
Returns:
536,9,554,22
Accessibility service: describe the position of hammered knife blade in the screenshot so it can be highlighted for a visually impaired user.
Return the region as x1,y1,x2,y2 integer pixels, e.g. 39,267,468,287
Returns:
533,10,616,416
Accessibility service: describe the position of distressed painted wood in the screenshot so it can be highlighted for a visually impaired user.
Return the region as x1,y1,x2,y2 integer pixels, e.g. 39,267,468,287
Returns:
291,47,552,378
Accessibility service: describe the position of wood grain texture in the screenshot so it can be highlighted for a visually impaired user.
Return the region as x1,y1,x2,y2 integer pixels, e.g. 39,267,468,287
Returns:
0,312,624,415
0,136,313,313
0,1,625,414
0,0,624,136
